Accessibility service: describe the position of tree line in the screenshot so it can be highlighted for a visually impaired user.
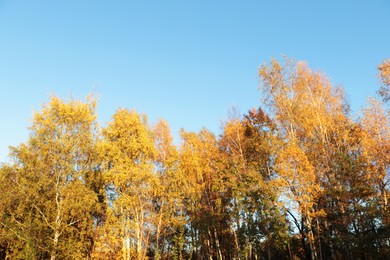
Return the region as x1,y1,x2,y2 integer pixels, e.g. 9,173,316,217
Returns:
0,58,389,259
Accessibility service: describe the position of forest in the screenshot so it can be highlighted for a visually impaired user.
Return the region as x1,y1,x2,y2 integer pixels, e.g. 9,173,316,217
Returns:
0,58,389,260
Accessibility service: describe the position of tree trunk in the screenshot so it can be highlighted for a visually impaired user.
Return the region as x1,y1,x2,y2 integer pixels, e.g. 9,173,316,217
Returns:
50,230,60,260
267,245,271,260
155,205,164,260
51,182,62,260
214,228,223,260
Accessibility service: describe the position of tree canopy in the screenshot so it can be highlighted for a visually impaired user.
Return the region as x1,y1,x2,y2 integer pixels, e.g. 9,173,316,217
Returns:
0,58,389,259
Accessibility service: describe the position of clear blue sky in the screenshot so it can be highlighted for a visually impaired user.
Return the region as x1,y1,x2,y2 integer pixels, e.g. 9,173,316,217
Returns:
0,1,389,162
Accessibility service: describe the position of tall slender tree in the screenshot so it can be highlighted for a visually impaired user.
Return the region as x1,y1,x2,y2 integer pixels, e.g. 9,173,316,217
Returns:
99,109,157,260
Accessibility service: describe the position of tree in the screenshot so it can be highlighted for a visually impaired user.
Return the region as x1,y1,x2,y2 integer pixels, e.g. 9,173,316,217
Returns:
152,119,186,259
258,57,390,259
220,108,289,259
98,109,157,260
378,58,390,102
258,58,347,259
179,128,232,259
0,96,103,259
359,97,390,257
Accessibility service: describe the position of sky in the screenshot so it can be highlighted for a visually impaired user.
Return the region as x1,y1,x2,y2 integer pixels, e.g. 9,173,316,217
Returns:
0,1,389,162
